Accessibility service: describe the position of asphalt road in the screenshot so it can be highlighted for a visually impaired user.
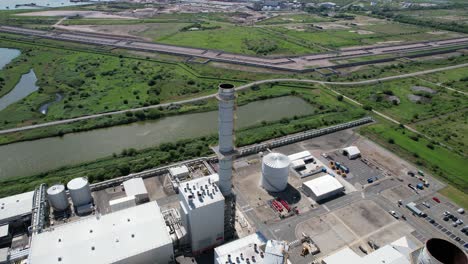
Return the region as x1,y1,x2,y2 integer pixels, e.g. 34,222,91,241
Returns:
0,62,466,135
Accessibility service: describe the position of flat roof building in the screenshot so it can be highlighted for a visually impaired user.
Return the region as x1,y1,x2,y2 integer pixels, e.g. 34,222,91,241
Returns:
322,236,417,264
123,178,149,204
0,191,34,226
302,175,344,202
214,232,267,264
214,233,289,264
169,166,190,180
179,175,225,254
28,201,173,264
288,151,312,162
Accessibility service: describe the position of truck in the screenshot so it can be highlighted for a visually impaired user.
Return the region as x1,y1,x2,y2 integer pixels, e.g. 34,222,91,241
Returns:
406,202,424,217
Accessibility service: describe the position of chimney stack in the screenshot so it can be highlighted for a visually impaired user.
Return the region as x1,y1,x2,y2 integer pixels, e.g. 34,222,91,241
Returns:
216,83,236,196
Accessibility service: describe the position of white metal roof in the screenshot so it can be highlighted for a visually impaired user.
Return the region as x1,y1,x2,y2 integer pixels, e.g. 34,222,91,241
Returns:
215,232,267,259
180,175,224,209
322,247,362,264
304,175,344,197
362,245,409,264
109,196,135,206
263,153,290,169
323,238,411,264
28,201,172,264
0,224,8,238
0,248,7,263
342,146,360,157
291,159,305,168
123,178,148,197
390,236,418,257
287,151,311,162
0,191,34,224
169,166,189,176
264,240,289,264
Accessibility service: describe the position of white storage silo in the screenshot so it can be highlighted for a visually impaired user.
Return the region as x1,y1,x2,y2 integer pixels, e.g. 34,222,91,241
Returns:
47,184,69,211
261,153,290,192
67,177,93,207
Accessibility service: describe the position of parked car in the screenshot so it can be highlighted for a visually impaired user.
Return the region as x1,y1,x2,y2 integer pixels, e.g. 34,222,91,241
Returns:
444,211,451,217
389,210,399,219
443,216,450,221
422,202,431,208
455,237,461,242
407,171,415,177
458,208,465,214
456,219,464,225
432,197,441,203
453,222,459,227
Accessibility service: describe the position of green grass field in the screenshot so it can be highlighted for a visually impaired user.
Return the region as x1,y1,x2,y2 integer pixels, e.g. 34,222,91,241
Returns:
154,22,313,55
334,78,468,124
360,121,468,193
415,110,468,156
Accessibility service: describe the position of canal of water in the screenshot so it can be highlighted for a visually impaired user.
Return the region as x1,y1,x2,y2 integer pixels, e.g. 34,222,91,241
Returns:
0,96,315,179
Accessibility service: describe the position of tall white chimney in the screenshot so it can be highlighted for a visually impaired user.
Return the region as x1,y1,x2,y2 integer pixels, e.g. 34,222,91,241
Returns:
216,83,236,196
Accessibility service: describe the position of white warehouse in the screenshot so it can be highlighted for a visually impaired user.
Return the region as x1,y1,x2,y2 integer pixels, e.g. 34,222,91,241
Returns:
123,178,149,204
28,201,173,264
179,175,225,254
303,175,344,202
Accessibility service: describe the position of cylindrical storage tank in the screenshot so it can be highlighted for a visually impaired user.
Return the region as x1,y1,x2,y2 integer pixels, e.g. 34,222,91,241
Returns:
67,177,92,207
418,238,467,264
261,153,290,192
47,184,69,211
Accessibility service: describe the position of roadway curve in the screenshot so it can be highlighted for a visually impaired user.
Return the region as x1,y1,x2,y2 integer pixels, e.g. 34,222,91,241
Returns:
0,62,466,135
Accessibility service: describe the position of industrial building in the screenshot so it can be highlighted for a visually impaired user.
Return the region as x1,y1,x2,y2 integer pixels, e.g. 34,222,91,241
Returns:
261,152,291,192
341,146,361,160
28,201,173,264
322,236,417,264
288,151,312,163
214,232,290,264
109,196,137,212
302,175,344,202
214,232,267,264
169,165,190,180
123,178,149,204
179,175,225,254
0,191,34,228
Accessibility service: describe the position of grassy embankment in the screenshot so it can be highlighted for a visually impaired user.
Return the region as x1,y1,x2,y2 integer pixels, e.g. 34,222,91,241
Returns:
0,83,366,197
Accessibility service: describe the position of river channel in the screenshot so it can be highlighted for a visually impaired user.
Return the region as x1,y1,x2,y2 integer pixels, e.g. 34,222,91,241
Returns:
0,96,314,179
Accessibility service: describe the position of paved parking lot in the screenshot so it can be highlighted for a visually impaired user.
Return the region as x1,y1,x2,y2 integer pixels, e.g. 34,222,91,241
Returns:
325,152,384,186
410,196,467,247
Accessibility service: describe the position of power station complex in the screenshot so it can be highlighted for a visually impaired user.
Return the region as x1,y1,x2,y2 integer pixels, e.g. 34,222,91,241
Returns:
0,84,466,264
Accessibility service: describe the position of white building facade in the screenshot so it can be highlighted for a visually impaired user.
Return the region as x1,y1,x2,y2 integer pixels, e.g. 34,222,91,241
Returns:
179,176,225,254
